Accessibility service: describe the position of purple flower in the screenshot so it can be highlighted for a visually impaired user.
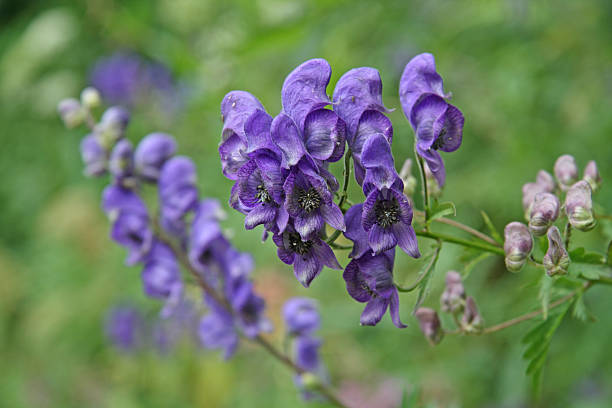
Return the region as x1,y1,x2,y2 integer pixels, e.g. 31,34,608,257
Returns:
188,200,226,278
565,180,596,231
198,297,239,359
58,98,84,128
400,53,464,187
554,154,578,191
283,297,320,336
80,134,107,177
362,188,419,257
414,307,443,345
503,222,533,273
360,133,404,196
273,224,341,287
343,249,406,328
283,160,345,240
542,226,570,276
219,91,265,180
225,267,272,338
461,296,483,333
295,335,322,372
109,139,137,188
141,241,183,317
343,203,371,260
95,106,130,148
105,306,143,351
528,192,560,236
102,185,153,265
134,133,177,182
159,156,199,222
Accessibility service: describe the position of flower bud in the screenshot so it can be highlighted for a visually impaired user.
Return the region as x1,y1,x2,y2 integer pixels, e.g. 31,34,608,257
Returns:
80,87,101,109
521,182,547,216
57,98,84,128
109,139,136,188
423,161,441,199
565,180,596,231
461,296,483,333
80,134,107,177
504,222,533,272
583,160,601,192
536,170,555,192
554,154,578,190
542,226,570,276
399,158,417,197
96,106,130,148
440,270,465,313
528,192,560,236
134,133,177,182
414,308,443,345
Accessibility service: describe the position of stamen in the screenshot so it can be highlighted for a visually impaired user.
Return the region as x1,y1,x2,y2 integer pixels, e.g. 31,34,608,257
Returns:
375,197,400,228
297,187,321,213
288,233,313,255
256,184,271,203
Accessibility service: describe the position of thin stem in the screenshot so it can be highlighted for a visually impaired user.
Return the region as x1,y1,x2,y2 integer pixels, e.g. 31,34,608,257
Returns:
528,255,545,268
154,224,348,407
415,151,430,224
413,210,500,247
564,222,572,250
329,241,352,250
415,229,505,256
337,148,352,211
326,229,342,245
482,281,593,334
396,240,442,292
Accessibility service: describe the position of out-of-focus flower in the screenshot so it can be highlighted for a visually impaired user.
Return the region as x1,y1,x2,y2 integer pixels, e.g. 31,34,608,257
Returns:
583,160,601,192
440,270,465,313
414,307,443,345
159,156,199,222
461,296,483,333
528,192,560,236
109,139,137,188
542,226,570,276
504,222,533,272
141,241,183,317
95,106,130,149
134,133,177,182
57,98,84,128
554,154,578,191
80,86,101,109
565,180,596,231
80,133,107,177
105,306,143,351
283,298,320,336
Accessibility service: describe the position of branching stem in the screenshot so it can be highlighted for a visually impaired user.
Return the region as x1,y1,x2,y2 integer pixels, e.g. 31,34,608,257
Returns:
396,240,442,292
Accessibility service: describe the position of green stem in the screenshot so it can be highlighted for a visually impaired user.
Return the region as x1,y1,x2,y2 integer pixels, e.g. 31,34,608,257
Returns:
564,222,572,250
415,229,505,256
415,149,430,224
395,240,442,292
337,148,352,211
329,241,352,250
326,229,342,245
413,210,501,247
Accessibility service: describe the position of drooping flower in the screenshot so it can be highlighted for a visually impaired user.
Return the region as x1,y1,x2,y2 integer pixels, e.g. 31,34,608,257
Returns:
294,335,322,372
283,160,345,240
141,241,183,317
399,53,464,187
503,222,533,273
80,134,107,177
343,249,406,328
461,296,483,333
542,226,570,276
414,307,443,345
440,270,465,314
198,297,239,359
159,156,199,222
273,224,341,287
134,132,177,182
565,180,596,231
188,199,227,279
554,154,578,191
528,192,560,236
57,98,84,128
109,139,137,188
583,160,601,192
282,297,320,336
522,181,550,216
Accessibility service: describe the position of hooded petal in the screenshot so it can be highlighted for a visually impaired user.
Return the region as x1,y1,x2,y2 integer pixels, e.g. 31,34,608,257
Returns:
303,109,346,162
368,224,398,254
399,53,446,125
434,103,463,152
411,93,449,146
281,59,332,129
360,296,390,326
134,132,177,181
344,204,370,259
343,258,372,302
244,203,277,230
245,109,274,154
351,110,393,160
271,113,307,169
388,290,406,328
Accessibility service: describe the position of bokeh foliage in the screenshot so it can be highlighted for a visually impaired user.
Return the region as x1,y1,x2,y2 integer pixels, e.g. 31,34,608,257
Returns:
1,0,612,406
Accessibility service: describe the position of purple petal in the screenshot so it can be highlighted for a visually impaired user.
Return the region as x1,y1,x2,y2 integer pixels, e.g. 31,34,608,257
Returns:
218,132,248,180
245,109,274,154
368,224,398,254
245,204,277,230
392,222,420,258
221,90,265,140
361,190,379,232
294,212,324,240
434,104,463,152
312,240,341,270
294,253,321,288
411,93,449,145
360,296,389,326
344,204,370,259
271,113,307,169
361,133,394,169
281,59,331,129
351,109,393,152
303,109,346,162
343,259,371,302
320,203,346,232
389,290,407,328
134,132,177,181
416,146,446,187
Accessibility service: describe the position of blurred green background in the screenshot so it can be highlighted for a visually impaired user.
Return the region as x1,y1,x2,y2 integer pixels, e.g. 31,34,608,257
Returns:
1,0,612,407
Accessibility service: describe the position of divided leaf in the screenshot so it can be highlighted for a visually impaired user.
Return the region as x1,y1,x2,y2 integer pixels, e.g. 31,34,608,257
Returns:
427,201,456,224
480,210,503,243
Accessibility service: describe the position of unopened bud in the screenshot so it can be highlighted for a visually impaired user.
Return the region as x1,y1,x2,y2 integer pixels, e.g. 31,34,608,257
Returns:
80,134,107,177
299,372,322,391
440,271,465,313
96,106,130,148
399,158,417,196
504,222,533,272
414,307,444,345
521,182,547,216
461,296,483,333
134,133,177,182
542,226,570,276
536,170,555,192
80,87,101,109
554,154,578,191
109,139,136,188
565,180,596,231
528,193,560,236
57,98,84,128
583,160,601,192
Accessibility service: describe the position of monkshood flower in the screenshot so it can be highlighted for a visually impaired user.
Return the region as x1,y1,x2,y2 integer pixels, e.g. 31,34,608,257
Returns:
565,180,596,231
360,133,404,196
414,307,443,345
141,241,183,317
440,270,465,314
198,297,239,359
343,203,371,260
134,133,177,182
542,226,570,276
400,53,464,187
554,154,578,191
159,156,199,222
522,170,555,216
583,160,601,192
332,67,391,185
528,192,560,236
95,106,130,149
105,306,143,352
283,297,320,336
536,170,556,192
284,160,345,240
80,134,107,177
188,200,226,278
461,296,483,333
273,224,341,287
109,139,137,188
343,249,406,328
102,185,153,265
58,98,84,128
503,222,533,272
219,91,266,180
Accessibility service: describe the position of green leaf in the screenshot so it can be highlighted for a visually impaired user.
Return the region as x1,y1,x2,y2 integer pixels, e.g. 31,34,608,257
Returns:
538,275,553,320
568,263,610,280
606,240,612,266
462,252,492,280
480,210,503,243
427,201,456,223
569,247,605,265
572,293,588,322
412,249,439,311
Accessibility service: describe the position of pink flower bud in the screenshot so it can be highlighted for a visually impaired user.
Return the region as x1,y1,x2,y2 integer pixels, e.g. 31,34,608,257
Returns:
583,160,601,191
414,308,443,345
528,193,560,236
542,226,570,276
565,180,596,231
461,296,483,333
440,270,465,313
554,154,578,190
504,222,533,272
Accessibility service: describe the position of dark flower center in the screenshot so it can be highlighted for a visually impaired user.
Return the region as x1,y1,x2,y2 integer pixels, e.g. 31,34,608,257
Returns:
375,198,400,228
297,188,321,213
431,127,447,150
288,233,313,255
256,184,271,203
360,282,377,298
128,232,144,245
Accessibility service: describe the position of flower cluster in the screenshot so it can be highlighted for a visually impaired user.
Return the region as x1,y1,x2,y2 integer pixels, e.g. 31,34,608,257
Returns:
59,88,271,360
506,154,600,275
